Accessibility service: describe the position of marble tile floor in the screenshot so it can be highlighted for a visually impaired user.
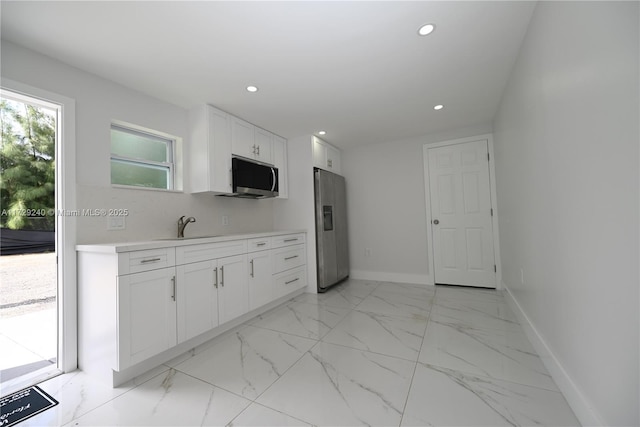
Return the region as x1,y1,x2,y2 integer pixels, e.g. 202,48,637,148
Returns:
20,280,580,426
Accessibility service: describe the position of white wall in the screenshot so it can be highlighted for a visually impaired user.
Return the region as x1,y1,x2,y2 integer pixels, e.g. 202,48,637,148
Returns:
1,41,274,244
492,2,639,426
342,124,492,285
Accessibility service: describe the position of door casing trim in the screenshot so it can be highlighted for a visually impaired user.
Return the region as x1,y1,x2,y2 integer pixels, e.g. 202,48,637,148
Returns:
422,133,502,289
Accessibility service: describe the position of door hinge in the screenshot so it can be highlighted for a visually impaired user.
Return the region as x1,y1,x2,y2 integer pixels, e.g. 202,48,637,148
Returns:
490,208,493,216
487,152,490,161
494,265,497,273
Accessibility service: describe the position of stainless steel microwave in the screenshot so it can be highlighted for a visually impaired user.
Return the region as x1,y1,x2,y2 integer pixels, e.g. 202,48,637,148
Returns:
228,157,279,199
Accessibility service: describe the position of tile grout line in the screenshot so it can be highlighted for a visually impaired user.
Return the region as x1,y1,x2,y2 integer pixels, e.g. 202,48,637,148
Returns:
418,286,565,393
64,365,175,425
397,287,437,426
57,281,432,426
239,281,383,425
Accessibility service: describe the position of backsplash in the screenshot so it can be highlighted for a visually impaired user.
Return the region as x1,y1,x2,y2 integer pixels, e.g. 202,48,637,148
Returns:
75,184,275,244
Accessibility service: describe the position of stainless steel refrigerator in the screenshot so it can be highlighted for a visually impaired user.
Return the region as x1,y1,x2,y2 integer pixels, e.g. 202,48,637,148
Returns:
314,168,349,292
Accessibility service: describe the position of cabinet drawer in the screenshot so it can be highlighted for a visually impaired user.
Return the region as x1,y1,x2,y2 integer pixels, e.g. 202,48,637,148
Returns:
121,248,176,274
176,240,247,265
274,266,307,298
271,233,305,249
272,244,305,274
247,237,272,252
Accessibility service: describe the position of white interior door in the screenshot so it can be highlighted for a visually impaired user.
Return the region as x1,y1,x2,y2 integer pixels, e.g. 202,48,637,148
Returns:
428,139,496,288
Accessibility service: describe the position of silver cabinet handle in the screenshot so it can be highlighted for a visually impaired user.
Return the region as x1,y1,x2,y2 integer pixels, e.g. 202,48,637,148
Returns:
250,259,254,278
433,219,439,225
284,238,298,243
284,255,298,261
213,267,218,288
141,258,161,263
257,242,266,247
285,278,300,285
171,276,176,301
220,266,224,287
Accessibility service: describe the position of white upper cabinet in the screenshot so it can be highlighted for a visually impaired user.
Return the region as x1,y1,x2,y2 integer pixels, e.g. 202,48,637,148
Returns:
231,117,273,164
190,104,286,194
312,137,327,169
231,117,257,160
189,105,233,194
253,127,273,164
312,136,341,174
326,144,341,173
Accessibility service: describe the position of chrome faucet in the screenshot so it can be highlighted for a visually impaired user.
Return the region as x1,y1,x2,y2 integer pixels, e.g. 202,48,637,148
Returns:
177,216,196,238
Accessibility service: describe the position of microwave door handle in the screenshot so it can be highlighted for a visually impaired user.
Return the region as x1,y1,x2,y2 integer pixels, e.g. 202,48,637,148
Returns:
271,168,276,192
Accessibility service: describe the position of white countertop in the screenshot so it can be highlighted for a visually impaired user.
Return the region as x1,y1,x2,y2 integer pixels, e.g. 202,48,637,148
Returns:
76,230,306,253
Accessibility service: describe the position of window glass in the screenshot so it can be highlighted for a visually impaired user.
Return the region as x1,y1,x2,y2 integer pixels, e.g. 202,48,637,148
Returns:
110,124,174,190
111,126,169,162
110,159,170,189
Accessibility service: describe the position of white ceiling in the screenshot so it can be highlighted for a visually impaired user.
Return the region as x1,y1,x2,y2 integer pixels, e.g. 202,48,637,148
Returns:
1,1,536,149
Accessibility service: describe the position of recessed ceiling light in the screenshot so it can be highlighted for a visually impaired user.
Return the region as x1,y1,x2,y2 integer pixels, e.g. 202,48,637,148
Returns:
246,85,258,93
318,131,327,135
417,24,435,36
434,104,444,110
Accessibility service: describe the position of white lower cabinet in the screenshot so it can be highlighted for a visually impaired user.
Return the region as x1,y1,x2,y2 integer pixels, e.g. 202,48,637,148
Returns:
248,249,273,310
176,260,219,343
117,267,177,370
274,266,307,299
217,254,249,324
78,231,306,386
272,241,307,298
176,254,248,341
272,244,305,273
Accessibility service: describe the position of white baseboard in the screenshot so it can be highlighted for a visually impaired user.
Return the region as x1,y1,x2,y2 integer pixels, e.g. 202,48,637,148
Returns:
502,282,604,426
350,270,433,286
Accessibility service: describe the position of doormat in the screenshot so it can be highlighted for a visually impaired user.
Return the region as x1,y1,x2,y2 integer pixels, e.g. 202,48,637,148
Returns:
0,385,58,427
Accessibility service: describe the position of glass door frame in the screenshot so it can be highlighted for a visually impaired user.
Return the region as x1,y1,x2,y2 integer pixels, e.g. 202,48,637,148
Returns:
1,79,77,380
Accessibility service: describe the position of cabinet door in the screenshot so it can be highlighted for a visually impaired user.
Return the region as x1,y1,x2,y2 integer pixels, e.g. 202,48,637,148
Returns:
189,105,232,194
312,137,327,169
231,117,256,160
272,135,288,199
254,128,273,164
117,267,177,370
176,260,219,343
248,250,273,311
326,145,341,174
209,107,233,193
218,254,249,324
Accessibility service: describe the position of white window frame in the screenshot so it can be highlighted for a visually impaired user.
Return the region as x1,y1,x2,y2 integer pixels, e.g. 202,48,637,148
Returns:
110,121,177,191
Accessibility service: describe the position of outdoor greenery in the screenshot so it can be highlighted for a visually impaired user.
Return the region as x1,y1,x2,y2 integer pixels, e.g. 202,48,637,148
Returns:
0,99,56,230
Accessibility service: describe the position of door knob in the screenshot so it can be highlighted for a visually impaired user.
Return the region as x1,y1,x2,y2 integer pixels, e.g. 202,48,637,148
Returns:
433,219,439,225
